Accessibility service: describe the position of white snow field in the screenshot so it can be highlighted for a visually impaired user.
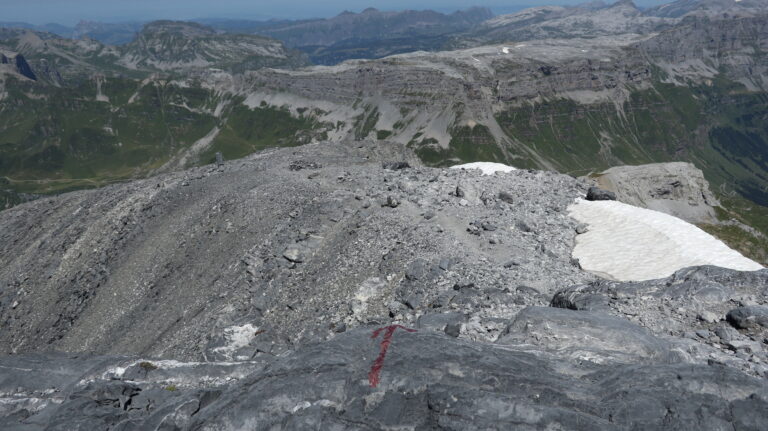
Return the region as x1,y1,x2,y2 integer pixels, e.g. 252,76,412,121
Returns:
450,162,517,175
569,199,763,281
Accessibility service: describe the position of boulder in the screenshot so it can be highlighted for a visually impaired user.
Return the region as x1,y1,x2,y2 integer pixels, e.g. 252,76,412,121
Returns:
583,163,719,223
283,244,308,263
382,161,410,170
586,186,617,201
498,306,675,364
726,306,768,330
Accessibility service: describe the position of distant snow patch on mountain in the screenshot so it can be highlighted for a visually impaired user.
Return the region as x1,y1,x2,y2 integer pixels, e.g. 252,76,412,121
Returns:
450,162,517,175
569,199,762,281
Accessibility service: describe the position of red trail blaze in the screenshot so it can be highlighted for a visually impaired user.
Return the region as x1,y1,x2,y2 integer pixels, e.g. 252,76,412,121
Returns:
368,325,417,388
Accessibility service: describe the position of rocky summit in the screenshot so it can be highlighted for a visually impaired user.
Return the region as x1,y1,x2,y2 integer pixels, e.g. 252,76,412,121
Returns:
0,142,767,429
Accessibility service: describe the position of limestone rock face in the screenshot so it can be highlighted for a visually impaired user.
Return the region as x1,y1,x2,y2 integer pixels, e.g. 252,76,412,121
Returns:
119,20,310,72
589,162,719,223
0,52,37,81
12,54,36,80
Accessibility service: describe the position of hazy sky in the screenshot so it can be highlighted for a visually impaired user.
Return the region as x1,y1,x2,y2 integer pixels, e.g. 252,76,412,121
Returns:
2,0,671,25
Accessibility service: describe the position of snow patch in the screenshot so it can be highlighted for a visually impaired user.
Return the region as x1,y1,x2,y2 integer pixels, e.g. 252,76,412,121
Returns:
450,162,517,175
569,199,763,281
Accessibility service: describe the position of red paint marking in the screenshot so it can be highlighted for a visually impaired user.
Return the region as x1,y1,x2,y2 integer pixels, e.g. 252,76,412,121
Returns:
368,325,417,388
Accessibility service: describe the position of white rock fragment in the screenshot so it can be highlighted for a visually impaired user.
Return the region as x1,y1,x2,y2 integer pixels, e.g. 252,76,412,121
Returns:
450,162,516,176
212,324,259,357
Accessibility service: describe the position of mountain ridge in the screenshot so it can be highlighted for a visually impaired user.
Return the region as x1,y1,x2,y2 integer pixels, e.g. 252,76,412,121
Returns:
0,140,766,429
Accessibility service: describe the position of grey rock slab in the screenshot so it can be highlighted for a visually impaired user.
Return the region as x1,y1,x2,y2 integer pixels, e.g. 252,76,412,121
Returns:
584,162,720,224
416,312,467,332
3,330,768,430
727,306,768,330
498,306,676,364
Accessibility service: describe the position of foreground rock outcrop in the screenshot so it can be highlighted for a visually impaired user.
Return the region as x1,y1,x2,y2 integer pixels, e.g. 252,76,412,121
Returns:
0,142,766,429
2,328,768,430
587,162,720,224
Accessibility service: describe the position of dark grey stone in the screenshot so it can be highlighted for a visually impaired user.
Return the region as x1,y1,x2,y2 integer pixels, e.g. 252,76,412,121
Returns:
453,281,476,291
727,306,768,330
405,259,429,281
432,290,456,308
383,195,400,208
382,161,410,170
417,312,466,332
288,160,322,171
498,191,514,204
516,220,534,233
444,323,461,337
586,187,617,201
481,221,497,231
715,325,741,342
405,293,424,310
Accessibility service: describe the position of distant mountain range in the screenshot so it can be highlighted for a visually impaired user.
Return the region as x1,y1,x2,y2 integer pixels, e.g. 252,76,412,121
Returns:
2,7,496,65
0,20,143,45
219,7,494,64
0,20,308,80
6,1,767,65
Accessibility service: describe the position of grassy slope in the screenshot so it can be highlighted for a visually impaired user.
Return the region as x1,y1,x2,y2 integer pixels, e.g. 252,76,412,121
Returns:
486,79,768,198
413,124,506,167
698,196,768,266
0,65,333,198
0,76,217,194
516,79,768,262
200,102,328,164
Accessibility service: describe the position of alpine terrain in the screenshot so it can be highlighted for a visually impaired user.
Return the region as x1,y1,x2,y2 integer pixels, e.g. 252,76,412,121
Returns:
0,0,768,429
